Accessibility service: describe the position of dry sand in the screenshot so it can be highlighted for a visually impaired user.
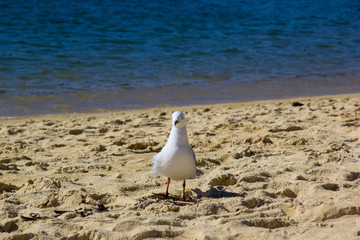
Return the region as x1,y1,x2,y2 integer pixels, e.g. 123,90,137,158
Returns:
1,94,360,240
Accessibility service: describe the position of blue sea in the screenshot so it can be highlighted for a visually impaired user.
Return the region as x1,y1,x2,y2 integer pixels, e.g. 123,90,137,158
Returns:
1,0,360,116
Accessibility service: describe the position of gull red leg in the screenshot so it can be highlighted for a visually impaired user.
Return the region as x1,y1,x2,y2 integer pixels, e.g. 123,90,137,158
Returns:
183,180,186,201
165,178,171,198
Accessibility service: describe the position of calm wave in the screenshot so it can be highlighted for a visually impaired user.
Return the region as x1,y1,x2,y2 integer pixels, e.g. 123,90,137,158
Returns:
1,0,360,116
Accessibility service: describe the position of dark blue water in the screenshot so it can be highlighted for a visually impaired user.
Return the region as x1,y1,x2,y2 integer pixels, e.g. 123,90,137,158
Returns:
1,0,360,116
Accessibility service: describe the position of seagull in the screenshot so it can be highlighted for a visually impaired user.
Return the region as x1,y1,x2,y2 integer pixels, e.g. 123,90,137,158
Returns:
152,111,196,200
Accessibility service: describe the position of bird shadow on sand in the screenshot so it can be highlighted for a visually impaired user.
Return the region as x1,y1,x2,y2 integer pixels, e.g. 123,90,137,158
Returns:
147,186,241,206
149,193,197,205
192,186,243,199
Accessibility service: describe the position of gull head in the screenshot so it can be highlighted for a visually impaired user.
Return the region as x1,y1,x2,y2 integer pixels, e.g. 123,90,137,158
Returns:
172,111,186,128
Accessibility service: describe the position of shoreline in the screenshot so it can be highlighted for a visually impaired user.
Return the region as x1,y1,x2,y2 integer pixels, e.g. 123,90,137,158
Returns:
1,92,359,239
2,76,360,118
2,92,360,120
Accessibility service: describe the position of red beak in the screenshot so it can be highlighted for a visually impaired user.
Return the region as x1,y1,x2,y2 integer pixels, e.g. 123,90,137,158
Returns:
175,120,179,125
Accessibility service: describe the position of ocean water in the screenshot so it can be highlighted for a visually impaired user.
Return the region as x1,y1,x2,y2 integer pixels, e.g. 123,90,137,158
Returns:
1,0,360,116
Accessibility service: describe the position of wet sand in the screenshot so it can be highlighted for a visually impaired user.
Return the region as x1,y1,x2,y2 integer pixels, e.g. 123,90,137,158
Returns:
1,94,360,239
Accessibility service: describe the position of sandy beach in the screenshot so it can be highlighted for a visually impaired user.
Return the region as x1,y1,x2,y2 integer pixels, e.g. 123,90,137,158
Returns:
1,94,360,240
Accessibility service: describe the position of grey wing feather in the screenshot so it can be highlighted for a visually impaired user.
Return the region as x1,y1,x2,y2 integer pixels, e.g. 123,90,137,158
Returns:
191,148,196,163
